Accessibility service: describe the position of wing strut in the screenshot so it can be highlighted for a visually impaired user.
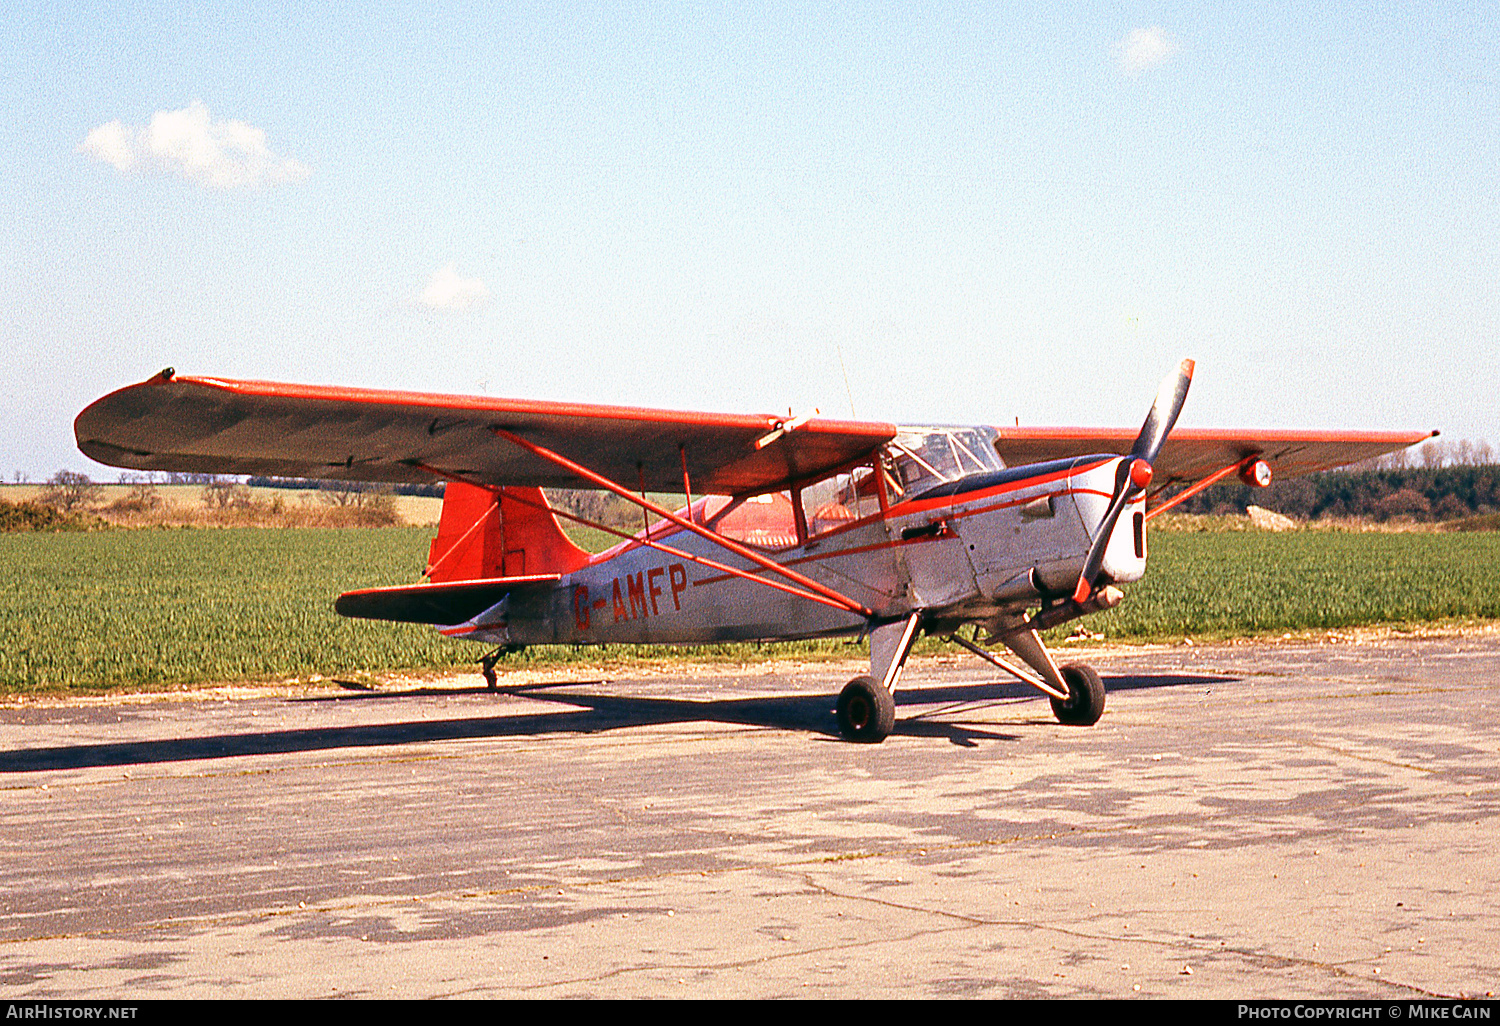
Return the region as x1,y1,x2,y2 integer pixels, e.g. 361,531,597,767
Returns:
1144,455,1262,522
491,427,873,618
408,458,868,615
499,487,874,615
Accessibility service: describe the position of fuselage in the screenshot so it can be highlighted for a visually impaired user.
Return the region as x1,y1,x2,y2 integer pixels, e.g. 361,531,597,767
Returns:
458,437,1147,647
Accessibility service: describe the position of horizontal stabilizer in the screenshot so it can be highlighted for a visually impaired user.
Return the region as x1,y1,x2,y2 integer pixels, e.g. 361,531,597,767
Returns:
335,575,560,625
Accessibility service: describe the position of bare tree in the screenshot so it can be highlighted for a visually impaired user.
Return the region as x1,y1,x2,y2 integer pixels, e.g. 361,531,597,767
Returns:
113,480,163,513
544,488,651,531
316,480,388,507
1448,438,1495,466
1364,447,1413,471
201,477,250,509
38,471,104,511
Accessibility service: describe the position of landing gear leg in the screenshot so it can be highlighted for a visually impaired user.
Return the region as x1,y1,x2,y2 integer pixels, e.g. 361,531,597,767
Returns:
949,624,1106,726
837,613,921,743
478,643,527,690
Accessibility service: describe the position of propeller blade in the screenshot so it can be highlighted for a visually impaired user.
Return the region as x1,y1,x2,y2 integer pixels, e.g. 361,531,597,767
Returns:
1130,358,1195,465
1072,476,1133,603
1072,359,1195,603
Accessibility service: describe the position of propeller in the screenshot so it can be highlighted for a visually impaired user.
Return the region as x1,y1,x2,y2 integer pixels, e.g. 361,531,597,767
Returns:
1071,358,1195,604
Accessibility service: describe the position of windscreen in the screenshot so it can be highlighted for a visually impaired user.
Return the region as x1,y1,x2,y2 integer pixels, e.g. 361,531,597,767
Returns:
887,426,1004,498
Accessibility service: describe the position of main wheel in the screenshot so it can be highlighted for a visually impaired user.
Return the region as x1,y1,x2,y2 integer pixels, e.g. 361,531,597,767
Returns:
1050,663,1105,726
837,676,896,742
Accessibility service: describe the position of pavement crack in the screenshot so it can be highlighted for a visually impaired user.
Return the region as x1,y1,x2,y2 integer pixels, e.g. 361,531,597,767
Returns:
794,876,1465,1000
497,921,981,994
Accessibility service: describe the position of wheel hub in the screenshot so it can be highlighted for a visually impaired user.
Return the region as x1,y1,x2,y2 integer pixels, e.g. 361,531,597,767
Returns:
847,696,870,729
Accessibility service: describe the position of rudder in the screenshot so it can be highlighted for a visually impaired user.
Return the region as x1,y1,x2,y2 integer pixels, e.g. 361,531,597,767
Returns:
426,482,590,582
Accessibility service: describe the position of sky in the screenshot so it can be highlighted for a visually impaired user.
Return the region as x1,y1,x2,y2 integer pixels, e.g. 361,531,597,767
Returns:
4,1,1497,479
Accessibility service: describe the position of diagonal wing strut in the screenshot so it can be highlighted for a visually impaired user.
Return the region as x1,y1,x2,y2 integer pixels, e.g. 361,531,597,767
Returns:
489,427,874,618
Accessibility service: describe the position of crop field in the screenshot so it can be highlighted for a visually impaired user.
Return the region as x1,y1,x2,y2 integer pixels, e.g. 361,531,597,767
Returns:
1096,530,1500,637
0,528,456,693
2,527,1500,694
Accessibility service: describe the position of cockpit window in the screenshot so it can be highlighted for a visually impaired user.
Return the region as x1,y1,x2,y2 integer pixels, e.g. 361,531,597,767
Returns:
886,426,1003,500
800,467,882,538
707,491,800,550
700,427,1005,549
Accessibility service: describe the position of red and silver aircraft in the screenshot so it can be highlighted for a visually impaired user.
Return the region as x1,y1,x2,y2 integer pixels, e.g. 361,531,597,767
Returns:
76,362,1432,742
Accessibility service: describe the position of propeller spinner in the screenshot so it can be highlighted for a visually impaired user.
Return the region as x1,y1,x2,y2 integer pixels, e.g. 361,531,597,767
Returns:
1072,358,1195,604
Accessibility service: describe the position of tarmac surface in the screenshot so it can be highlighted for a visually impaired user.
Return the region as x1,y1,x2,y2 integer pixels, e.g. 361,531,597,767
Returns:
1,633,1497,999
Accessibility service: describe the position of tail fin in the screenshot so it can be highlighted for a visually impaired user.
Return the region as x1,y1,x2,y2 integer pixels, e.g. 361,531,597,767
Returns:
426,482,590,583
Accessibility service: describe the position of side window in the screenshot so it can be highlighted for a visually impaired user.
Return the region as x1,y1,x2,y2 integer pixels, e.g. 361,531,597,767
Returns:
878,451,909,505
709,491,799,550
800,466,882,538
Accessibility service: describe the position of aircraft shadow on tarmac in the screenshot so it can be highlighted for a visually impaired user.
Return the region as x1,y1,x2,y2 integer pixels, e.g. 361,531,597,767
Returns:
0,672,1235,772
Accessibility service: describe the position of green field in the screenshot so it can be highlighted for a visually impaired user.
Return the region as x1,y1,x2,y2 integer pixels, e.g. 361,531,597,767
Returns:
1096,531,1500,637
0,528,457,692
3,527,1499,694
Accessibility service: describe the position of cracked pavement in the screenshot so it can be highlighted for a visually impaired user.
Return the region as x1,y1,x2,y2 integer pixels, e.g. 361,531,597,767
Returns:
1,633,1497,998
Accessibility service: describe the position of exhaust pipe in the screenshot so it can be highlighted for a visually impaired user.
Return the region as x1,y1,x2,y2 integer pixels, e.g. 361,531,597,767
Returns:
1029,585,1124,632
991,568,1044,604
983,584,1123,643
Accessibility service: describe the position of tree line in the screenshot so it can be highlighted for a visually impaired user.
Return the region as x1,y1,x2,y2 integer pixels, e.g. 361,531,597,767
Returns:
14,434,1498,528
1168,463,1500,522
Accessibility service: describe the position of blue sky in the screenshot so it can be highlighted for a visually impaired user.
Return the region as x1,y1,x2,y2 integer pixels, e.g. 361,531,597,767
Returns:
5,2,1496,478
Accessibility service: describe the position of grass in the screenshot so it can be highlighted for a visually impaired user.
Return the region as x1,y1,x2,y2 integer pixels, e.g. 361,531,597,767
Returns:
0,527,862,695
1091,530,1500,640
0,528,453,693
3,526,1499,695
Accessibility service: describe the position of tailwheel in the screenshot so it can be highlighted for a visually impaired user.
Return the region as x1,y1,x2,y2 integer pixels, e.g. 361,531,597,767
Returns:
1050,663,1105,726
479,644,526,690
479,648,503,691
837,676,896,743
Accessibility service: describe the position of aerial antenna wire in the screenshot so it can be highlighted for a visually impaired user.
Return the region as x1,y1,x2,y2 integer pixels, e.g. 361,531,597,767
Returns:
836,344,857,419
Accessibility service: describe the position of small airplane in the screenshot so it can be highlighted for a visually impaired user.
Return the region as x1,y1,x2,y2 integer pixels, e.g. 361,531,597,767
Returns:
76,362,1433,741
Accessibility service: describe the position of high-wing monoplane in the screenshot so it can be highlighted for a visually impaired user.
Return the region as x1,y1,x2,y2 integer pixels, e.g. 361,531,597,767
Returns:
76,363,1433,741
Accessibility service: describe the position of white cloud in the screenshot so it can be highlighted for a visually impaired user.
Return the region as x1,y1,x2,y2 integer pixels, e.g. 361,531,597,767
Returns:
77,101,310,188
419,264,491,310
1115,27,1180,76
79,121,137,172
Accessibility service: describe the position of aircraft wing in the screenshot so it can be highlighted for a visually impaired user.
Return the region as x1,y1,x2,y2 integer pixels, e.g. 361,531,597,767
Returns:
75,371,898,495
990,427,1438,487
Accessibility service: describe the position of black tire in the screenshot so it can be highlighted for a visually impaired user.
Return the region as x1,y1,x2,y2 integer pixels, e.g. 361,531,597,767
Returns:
837,676,896,742
1050,663,1105,726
